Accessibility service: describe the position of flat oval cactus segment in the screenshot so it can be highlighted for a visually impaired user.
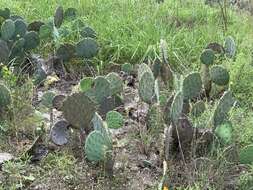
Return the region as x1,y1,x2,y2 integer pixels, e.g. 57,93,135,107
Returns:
200,49,215,65
52,94,66,111
62,92,97,129
224,36,236,58
214,122,233,144
24,31,40,50
206,42,224,54
64,8,77,20
85,130,112,162
76,38,99,59
0,40,10,63
239,144,253,165
80,26,96,38
170,91,183,125
106,72,123,95
10,15,24,21
191,100,206,117
33,67,47,86
56,43,75,62
1,19,15,40
210,65,229,86
0,84,11,109
50,120,69,146
182,72,202,100
121,62,133,74
28,21,45,32
41,91,56,109
39,24,53,39
9,38,25,59
14,19,27,38
79,77,94,92
106,111,124,129
0,8,10,19
54,6,64,28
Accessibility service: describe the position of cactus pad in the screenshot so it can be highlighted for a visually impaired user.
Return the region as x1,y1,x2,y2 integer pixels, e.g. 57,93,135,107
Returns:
170,91,183,125
79,77,94,92
62,92,97,130
210,65,229,86
85,130,112,162
41,91,56,109
224,36,236,58
214,122,233,144
0,8,10,19
52,94,66,111
28,21,45,32
13,19,27,38
0,40,10,63
9,38,25,59
182,72,202,100
50,120,69,146
239,144,253,164
106,111,124,129
56,43,75,62
121,63,133,74
24,31,40,50
76,38,99,59
191,101,206,117
1,19,15,40
200,49,215,65
106,72,123,95
0,84,11,109
39,24,53,39
64,8,77,20
80,26,96,38
54,6,64,28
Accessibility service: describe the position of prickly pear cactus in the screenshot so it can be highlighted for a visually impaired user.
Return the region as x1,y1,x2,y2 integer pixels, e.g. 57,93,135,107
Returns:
79,77,94,92
138,63,155,104
200,64,212,97
85,130,112,162
13,19,27,39
200,49,215,65
0,8,10,19
62,92,97,130
239,144,253,164
64,8,77,20
50,120,69,146
41,91,56,109
106,72,123,95
39,23,53,39
224,36,236,58
210,65,230,86
106,111,124,129
80,26,96,38
28,20,45,32
191,100,206,117
0,40,10,63
182,72,202,100
213,90,235,128
170,91,183,125
1,19,15,40
56,43,75,62
0,84,11,109
76,38,99,59
9,38,25,59
121,63,133,74
24,31,40,50
54,6,64,28
214,122,233,144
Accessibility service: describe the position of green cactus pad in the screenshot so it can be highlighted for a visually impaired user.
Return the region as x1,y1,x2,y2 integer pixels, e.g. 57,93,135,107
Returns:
9,38,25,59
215,122,233,144
24,31,40,50
200,49,215,65
182,72,202,100
85,130,112,162
41,91,56,109
13,19,27,39
206,42,224,54
0,40,10,63
52,94,66,111
33,67,47,85
10,15,24,21
121,63,133,74
1,19,15,40
28,21,45,32
50,120,69,146
191,100,206,117
0,84,11,109
80,26,96,38
64,8,77,20
170,91,183,125
224,36,236,58
210,65,229,86
56,43,75,62
79,77,94,92
138,63,155,104
0,8,10,19
62,92,97,130
213,91,235,128
106,72,123,95
39,24,53,39
239,144,253,165
106,111,124,129
54,6,64,28
76,38,99,59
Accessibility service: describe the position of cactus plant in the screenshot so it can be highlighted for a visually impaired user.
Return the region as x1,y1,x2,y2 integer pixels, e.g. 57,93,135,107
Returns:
210,65,230,86
239,144,253,164
62,92,97,130
41,91,56,109
24,31,40,50
106,72,123,95
39,23,53,39
214,122,233,144
0,40,10,63
79,77,94,92
13,19,27,39
80,26,96,38
9,38,25,59
200,49,215,65
50,120,69,146
0,8,10,19
52,94,66,111
85,130,112,162
182,72,202,100
56,43,75,62
0,84,11,109
28,20,45,32
1,19,15,40
76,38,99,59
64,8,77,20
121,63,133,74
191,100,206,117
170,91,183,125
54,6,64,28
106,111,124,129
224,36,236,58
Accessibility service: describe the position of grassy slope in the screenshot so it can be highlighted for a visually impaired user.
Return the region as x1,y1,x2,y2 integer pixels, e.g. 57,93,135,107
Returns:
0,0,253,189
